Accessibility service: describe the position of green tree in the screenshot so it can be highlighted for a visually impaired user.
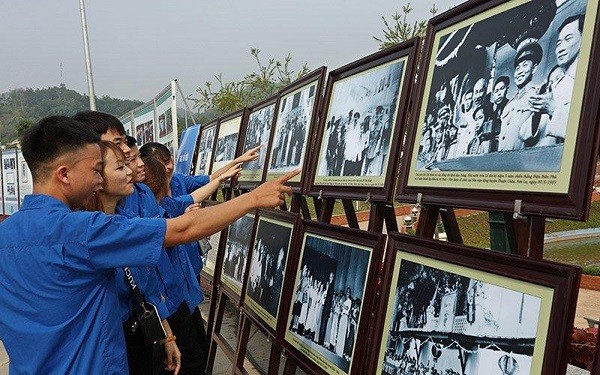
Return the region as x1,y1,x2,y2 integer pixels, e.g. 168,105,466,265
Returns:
191,48,310,120
374,3,438,49
15,119,33,137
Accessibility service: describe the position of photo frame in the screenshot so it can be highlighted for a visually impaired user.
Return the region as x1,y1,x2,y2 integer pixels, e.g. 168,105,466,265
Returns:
266,67,327,189
209,109,248,188
237,96,278,189
304,41,418,202
282,221,386,375
367,233,580,375
219,211,257,304
199,200,227,283
193,120,219,177
241,209,301,338
397,0,600,219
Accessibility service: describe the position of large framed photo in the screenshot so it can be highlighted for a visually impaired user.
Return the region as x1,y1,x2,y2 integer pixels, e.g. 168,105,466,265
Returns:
398,0,600,219
219,212,257,302
210,109,247,187
242,209,300,336
199,200,226,282
237,96,277,189
305,41,418,202
193,120,218,177
266,67,327,188
368,233,580,375
283,222,385,375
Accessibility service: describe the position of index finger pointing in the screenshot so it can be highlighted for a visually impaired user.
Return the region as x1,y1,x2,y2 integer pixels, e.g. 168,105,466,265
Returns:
275,169,301,184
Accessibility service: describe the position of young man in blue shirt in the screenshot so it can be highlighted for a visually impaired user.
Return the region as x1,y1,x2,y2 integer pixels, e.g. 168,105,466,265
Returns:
0,116,295,374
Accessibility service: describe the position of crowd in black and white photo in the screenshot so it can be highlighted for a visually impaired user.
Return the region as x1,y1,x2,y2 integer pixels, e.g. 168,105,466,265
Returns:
246,221,289,317
416,1,585,171
243,105,274,171
289,265,360,363
215,133,238,163
318,61,403,178
270,107,307,170
222,215,254,288
196,127,215,175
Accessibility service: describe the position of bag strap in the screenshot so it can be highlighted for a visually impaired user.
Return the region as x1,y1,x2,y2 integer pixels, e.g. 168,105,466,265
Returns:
123,267,146,305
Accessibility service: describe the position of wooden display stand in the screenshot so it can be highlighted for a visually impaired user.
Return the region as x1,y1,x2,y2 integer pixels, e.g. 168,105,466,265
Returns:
206,287,242,374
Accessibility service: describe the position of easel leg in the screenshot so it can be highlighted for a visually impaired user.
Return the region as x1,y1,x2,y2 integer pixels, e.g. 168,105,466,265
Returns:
341,199,359,229
318,198,335,223
267,346,282,375
415,205,441,238
283,356,297,375
439,207,463,244
233,314,252,374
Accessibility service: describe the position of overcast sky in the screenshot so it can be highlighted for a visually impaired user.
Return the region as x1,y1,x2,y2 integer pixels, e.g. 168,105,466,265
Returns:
0,1,464,102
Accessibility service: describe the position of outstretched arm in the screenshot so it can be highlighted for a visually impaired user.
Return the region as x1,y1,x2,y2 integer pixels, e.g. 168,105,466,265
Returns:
164,169,298,247
209,145,261,181
190,163,242,203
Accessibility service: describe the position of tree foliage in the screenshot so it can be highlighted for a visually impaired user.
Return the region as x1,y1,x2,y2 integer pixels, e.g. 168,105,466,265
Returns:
0,85,143,145
374,3,439,49
191,48,310,120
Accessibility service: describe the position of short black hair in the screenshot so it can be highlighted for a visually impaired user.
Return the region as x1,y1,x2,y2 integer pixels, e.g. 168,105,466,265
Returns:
139,142,171,163
558,14,584,35
494,76,510,89
72,110,126,136
21,116,100,181
126,135,137,148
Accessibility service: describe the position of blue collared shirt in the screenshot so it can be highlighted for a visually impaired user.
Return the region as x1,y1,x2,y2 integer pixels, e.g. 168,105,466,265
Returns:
170,173,210,275
0,194,166,374
116,183,185,318
160,195,204,311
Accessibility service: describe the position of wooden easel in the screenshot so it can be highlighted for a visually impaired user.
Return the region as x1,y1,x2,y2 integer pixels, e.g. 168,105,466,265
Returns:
206,287,243,374
234,314,282,375
414,199,545,259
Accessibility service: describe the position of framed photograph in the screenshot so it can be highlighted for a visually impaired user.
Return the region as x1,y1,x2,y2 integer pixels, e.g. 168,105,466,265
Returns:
238,96,277,189
219,211,257,302
368,233,580,375
398,0,600,219
304,41,418,202
199,200,226,282
283,222,385,375
210,109,248,187
242,209,300,336
193,120,218,177
266,67,327,188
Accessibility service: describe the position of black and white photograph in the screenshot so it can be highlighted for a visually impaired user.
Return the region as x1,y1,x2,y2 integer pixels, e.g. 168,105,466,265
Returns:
411,0,587,176
220,213,255,296
286,234,372,375
268,83,317,180
378,258,543,375
144,120,154,144
20,161,29,184
3,157,15,171
195,125,216,176
215,134,237,163
199,230,221,278
240,103,275,182
314,59,405,188
245,217,293,329
6,184,15,197
212,115,242,173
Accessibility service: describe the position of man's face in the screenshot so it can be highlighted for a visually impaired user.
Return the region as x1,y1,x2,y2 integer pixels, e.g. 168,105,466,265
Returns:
474,109,485,129
462,92,473,112
129,145,146,183
64,143,104,209
492,81,508,104
514,59,535,88
101,128,131,160
556,20,582,70
473,79,486,108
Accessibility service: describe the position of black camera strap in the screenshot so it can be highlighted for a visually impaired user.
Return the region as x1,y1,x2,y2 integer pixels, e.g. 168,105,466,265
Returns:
123,267,146,306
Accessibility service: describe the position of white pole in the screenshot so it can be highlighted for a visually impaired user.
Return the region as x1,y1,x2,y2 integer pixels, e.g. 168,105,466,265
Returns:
79,0,97,110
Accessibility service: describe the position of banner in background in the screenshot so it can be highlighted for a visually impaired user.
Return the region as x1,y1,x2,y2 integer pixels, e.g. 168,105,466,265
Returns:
175,125,200,175
2,150,19,214
126,81,178,155
17,151,32,206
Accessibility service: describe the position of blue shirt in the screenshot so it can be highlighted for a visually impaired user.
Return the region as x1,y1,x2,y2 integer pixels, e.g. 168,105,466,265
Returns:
170,173,210,275
160,195,204,312
0,194,166,374
116,183,185,318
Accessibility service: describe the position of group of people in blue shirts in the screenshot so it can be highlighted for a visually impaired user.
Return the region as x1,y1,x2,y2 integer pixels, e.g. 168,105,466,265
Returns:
0,112,297,374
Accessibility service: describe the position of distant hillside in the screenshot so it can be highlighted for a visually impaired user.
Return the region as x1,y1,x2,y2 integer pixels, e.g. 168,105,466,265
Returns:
0,85,143,144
